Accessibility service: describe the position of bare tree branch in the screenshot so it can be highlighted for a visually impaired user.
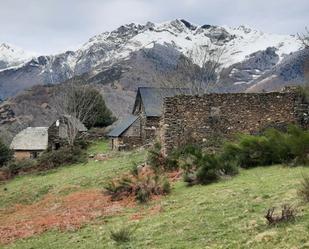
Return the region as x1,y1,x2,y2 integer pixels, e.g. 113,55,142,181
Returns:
160,42,226,95
298,27,309,49
52,82,102,146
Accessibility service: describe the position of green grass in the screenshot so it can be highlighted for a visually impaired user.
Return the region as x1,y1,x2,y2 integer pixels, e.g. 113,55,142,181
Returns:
1,142,309,248
86,139,110,155
0,140,146,209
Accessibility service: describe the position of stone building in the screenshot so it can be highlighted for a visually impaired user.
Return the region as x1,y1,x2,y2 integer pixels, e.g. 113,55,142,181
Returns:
108,115,142,150
108,87,190,150
48,115,88,150
160,88,309,155
10,127,49,160
10,116,87,159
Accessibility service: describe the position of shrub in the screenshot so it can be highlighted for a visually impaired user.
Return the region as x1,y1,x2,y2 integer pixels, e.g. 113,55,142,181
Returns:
105,175,134,201
136,187,151,203
147,142,178,172
110,226,134,243
222,125,309,168
105,167,171,203
0,138,12,167
176,145,239,185
37,146,87,169
285,125,309,165
4,159,37,175
265,205,296,225
162,177,171,194
298,175,309,202
195,154,221,184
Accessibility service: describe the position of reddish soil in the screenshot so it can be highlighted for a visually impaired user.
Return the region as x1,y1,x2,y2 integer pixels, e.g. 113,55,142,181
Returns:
0,189,135,245
167,170,183,182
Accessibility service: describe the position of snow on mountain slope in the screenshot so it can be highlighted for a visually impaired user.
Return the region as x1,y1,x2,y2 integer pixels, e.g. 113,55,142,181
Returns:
75,20,301,69
0,19,305,100
0,43,34,70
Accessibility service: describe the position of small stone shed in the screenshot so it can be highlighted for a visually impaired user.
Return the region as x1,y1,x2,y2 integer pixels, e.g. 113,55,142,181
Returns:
48,115,88,150
10,116,87,160
107,115,141,150
108,87,190,150
10,127,48,160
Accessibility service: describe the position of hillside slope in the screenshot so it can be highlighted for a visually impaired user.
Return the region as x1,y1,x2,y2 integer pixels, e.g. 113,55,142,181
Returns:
0,141,309,248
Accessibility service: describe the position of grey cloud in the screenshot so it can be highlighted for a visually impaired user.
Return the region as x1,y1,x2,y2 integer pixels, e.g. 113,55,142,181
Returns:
0,0,308,54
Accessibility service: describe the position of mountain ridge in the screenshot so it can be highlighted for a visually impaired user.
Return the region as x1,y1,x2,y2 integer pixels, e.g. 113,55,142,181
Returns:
0,19,308,142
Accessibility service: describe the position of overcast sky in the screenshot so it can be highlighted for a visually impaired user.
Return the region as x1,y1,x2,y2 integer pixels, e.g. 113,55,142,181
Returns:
0,0,308,55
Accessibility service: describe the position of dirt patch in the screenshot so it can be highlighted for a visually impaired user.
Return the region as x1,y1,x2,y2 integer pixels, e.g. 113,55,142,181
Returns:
0,189,135,245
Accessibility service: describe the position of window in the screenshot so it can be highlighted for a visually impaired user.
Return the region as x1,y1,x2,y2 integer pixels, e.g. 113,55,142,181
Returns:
30,151,38,159
54,143,61,150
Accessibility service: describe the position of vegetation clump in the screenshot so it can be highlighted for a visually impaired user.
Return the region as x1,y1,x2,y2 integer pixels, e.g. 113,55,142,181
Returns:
298,175,309,202
0,138,12,167
147,142,178,172
105,166,171,203
110,226,134,243
164,125,308,186
37,146,87,169
174,145,238,185
265,205,297,225
222,125,309,167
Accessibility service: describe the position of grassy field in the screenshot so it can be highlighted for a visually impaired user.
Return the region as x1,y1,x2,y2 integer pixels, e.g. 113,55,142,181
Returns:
1,140,309,249
0,140,145,209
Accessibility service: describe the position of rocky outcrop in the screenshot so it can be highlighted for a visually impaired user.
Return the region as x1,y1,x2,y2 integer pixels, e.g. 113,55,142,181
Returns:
0,103,15,124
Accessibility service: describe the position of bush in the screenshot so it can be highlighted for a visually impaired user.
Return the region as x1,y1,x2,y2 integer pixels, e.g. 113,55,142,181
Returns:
147,142,178,172
105,175,134,201
0,138,12,167
265,205,296,225
105,167,171,203
110,226,134,243
222,125,309,168
4,159,37,175
286,125,309,165
37,146,87,169
176,145,239,185
298,175,309,202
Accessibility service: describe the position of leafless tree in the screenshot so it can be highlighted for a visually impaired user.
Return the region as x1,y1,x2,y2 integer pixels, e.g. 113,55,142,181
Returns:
52,82,102,146
298,27,309,49
186,43,226,94
161,42,226,95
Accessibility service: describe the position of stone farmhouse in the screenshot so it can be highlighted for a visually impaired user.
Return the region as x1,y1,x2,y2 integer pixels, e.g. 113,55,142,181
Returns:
109,86,309,153
108,87,190,150
10,127,49,160
10,116,87,160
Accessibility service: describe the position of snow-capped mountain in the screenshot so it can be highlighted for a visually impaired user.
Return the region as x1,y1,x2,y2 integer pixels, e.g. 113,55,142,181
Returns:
0,43,34,71
0,19,307,104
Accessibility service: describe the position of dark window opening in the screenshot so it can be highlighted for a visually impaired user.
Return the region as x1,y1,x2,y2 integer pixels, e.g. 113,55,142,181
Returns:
30,152,38,159
54,143,61,150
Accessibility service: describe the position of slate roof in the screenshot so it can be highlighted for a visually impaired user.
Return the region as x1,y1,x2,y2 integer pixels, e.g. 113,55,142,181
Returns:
134,87,190,117
10,127,49,151
107,115,139,137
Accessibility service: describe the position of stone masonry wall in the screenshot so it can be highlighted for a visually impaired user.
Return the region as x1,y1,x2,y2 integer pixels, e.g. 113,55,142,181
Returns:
161,91,309,155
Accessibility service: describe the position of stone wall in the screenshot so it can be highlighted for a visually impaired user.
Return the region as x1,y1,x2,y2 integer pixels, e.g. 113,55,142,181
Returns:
14,150,43,160
161,90,309,154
